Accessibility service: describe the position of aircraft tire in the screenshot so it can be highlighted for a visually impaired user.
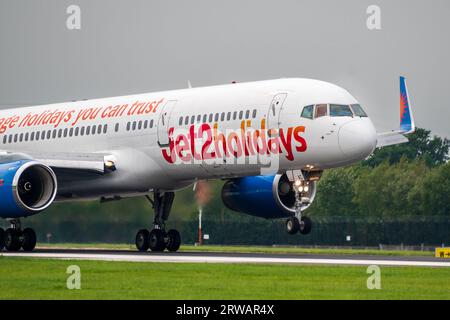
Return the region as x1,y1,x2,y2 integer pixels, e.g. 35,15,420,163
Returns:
135,229,150,252
4,228,21,251
286,217,300,234
149,229,166,252
299,216,312,235
0,228,5,250
22,228,37,252
166,229,181,252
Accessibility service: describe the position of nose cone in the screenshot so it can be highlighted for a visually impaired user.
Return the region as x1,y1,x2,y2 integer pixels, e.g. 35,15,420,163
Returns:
338,120,377,160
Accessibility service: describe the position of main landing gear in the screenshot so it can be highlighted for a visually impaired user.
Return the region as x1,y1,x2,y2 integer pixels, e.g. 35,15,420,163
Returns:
285,172,313,235
0,219,37,252
135,191,181,252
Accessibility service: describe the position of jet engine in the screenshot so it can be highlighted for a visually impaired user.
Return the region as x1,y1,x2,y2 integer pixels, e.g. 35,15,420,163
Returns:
221,174,316,219
0,160,57,218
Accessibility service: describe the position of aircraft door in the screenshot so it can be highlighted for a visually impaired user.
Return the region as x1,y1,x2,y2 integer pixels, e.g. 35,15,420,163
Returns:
266,93,287,135
157,100,177,147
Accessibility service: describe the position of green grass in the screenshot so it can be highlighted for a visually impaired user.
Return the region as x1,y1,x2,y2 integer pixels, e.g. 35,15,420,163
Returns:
0,257,448,299
38,243,433,257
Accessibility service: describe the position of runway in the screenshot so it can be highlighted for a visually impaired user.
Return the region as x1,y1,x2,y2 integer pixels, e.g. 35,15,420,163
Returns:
2,248,450,267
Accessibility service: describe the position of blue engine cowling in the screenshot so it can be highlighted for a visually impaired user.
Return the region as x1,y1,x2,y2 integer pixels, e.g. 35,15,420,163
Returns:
0,159,57,218
221,174,316,219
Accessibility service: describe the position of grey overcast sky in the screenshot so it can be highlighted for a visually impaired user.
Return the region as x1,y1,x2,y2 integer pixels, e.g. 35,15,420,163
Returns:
0,0,449,137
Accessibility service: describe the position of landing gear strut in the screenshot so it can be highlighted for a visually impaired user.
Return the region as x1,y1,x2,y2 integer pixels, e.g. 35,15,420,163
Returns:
0,219,37,252
135,190,181,252
285,171,313,235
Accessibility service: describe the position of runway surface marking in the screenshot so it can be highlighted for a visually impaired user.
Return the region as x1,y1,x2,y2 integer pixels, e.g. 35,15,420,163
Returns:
2,251,450,267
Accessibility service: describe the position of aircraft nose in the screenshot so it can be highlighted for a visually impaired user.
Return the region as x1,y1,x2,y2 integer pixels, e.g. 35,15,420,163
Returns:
338,120,377,160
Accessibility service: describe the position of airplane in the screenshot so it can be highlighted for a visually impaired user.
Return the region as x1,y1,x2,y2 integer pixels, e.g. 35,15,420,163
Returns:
0,77,415,252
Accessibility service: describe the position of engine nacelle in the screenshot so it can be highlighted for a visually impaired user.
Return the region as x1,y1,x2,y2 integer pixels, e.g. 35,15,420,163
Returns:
0,160,57,218
221,174,316,219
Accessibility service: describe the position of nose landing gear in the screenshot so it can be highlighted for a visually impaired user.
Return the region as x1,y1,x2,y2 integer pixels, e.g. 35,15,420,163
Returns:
135,191,181,252
285,171,313,235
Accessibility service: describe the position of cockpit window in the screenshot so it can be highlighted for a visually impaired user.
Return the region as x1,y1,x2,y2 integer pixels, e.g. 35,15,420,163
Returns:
350,104,368,117
330,104,353,117
301,105,314,119
315,104,328,118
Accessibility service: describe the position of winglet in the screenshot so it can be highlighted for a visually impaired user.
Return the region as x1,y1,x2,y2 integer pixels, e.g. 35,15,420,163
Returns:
399,76,415,134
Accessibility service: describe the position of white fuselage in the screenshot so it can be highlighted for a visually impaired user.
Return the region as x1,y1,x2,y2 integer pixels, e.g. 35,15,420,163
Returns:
0,78,377,200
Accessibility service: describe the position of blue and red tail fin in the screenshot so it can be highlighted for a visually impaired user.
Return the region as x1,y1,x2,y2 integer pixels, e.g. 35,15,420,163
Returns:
399,76,415,134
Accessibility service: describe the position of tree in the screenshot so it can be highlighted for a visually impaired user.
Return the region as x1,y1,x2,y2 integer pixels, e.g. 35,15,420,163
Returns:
363,128,449,167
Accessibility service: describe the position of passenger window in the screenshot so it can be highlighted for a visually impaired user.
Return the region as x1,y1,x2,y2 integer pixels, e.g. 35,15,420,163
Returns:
227,112,231,121
209,114,213,122
203,114,207,122
25,132,29,141
350,104,368,117
97,125,102,134
252,109,257,118
52,130,57,139
138,121,142,130
103,124,108,134
132,121,137,130
80,127,85,136
301,105,314,119
126,122,131,131
220,112,225,121
245,110,250,119
63,128,68,137
19,133,23,142
75,127,79,136
144,120,148,129
92,125,96,134
214,113,219,122
47,130,51,139
69,128,74,137
8,135,12,143
14,134,18,142
330,104,353,117
41,131,46,140
31,132,35,141
197,115,201,122
315,104,328,118
58,129,63,138
179,117,183,125
239,111,243,119
150,120,154,128
86,126,91,135
3,135,6,144
184,116,189,125
233,111,237,120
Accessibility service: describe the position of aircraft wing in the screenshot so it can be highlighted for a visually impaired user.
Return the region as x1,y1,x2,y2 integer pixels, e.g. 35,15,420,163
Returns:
376,76,415,148
0,150,116,177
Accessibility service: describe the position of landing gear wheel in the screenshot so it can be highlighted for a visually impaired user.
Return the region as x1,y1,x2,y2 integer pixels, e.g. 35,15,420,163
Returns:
22,228,36,252
0,228,5,250
149,229,166,252
5,228,21,251
299,216,312,235
286,217,300,235
135,229,150,252
166,229,181,252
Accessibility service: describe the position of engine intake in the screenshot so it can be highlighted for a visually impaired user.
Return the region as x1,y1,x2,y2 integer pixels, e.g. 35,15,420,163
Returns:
0,160,57,218
221,174,316,219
